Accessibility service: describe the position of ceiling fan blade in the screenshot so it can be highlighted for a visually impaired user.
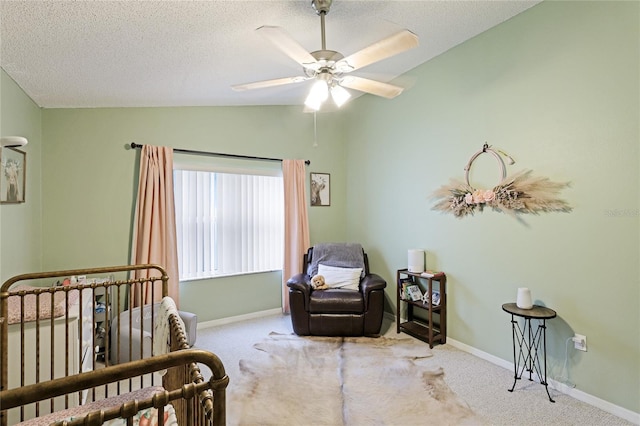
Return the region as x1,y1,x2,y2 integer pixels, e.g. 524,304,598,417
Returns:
340,76,404,99
232,76,307,92
336,30,419,73
257,25,318,66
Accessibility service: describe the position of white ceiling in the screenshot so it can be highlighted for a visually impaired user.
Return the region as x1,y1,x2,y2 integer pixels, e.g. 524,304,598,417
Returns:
0,0,540,109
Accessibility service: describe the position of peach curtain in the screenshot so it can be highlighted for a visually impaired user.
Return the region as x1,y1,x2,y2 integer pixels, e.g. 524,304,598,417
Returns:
131,145,180,307
282,159,310,313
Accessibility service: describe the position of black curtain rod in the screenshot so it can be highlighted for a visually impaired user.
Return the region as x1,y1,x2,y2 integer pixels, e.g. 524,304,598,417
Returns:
130,143,310,166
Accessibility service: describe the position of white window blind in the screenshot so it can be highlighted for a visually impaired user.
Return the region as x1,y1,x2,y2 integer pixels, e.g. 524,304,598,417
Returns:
174,169,284,280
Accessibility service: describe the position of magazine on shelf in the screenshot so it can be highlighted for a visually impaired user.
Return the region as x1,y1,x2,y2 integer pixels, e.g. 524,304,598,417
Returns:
399,278,413,300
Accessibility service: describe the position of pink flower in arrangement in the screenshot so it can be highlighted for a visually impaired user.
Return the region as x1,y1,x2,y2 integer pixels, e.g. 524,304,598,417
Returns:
483,190,496,202
465,189,496,204
472,190,485,204
464,193,474,204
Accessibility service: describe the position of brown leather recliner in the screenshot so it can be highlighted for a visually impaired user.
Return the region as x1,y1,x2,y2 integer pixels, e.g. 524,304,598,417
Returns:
286,243,387,337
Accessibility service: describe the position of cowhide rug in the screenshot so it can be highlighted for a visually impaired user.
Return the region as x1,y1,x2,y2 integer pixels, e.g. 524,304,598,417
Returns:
228,332,484,425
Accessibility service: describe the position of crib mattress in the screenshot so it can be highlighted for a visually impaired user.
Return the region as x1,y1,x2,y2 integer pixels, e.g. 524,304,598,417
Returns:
6,284,80,325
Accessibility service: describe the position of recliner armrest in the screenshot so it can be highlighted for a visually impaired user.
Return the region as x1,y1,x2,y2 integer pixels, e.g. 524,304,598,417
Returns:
287,273,312,309
287,273,312,291
360,274,386,293
360,274,386,310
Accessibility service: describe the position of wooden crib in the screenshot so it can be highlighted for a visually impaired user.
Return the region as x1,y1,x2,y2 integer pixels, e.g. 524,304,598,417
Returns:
0,264,228,425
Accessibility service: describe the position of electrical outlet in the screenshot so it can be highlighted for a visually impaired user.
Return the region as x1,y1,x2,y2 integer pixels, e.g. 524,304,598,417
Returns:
573,334,587,351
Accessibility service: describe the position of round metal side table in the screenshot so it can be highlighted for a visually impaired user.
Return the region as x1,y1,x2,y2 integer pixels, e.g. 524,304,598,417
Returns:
502,303,557,402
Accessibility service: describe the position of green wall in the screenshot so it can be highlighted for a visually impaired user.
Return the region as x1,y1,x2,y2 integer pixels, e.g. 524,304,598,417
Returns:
0,71,42,282
40,106,349,320
344,0,639,414
1,0,638,415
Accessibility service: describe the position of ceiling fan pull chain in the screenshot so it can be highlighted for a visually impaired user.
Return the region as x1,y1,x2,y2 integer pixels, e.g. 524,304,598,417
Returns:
313,111,319,147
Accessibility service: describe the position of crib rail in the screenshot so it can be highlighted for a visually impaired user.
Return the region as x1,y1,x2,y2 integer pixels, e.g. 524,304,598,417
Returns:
0,264,170,425
0,348,228,425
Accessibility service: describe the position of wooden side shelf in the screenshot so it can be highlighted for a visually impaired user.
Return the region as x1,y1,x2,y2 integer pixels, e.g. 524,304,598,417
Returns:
396,269,447,348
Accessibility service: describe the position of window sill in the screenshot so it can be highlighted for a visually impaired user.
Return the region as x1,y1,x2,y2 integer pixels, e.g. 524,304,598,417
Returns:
180,269,282,283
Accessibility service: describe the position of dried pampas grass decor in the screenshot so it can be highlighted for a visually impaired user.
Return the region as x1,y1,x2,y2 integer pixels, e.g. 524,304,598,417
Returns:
432,144,572,218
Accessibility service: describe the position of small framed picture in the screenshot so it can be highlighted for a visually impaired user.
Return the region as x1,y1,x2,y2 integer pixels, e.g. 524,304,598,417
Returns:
421,290,441,306
310,172,330,206
406,285,422,302
432,290,441,306
399,278,413,300
1,148,26,204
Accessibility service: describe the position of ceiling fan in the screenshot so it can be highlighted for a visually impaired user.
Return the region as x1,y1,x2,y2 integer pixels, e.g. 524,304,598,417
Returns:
231,0,419,111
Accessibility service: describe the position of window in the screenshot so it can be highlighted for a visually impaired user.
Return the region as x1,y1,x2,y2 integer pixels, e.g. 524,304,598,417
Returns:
174,168,284,280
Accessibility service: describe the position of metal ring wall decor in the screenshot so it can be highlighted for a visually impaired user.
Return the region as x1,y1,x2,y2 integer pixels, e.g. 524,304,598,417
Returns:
431,143,572,218
464,143,506,189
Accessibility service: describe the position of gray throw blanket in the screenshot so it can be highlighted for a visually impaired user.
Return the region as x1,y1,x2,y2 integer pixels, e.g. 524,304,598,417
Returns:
308,243,366,278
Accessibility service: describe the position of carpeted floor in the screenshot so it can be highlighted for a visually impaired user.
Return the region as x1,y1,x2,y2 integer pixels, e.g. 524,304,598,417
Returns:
195,314,634,426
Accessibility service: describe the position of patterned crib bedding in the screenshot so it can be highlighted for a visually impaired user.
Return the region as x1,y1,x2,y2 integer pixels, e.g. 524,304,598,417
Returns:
6,284,80,325
17,386,178,426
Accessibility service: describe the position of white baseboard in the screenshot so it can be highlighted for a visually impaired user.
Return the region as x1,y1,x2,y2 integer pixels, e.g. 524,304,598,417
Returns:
446,337,640,425
445,336,513,370
197,308,282,330
383,311,396,322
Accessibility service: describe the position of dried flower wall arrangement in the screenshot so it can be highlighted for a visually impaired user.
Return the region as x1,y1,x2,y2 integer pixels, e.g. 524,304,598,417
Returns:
431,144,571,218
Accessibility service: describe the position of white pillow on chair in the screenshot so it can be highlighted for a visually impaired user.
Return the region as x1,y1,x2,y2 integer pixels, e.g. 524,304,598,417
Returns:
317,264,362,291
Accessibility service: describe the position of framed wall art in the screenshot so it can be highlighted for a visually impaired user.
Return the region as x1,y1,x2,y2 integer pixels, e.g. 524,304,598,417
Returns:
1,147,26,204
310,172,330,206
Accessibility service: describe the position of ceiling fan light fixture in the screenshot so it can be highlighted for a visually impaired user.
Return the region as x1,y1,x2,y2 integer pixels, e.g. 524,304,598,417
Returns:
330,84,351,108
305,79,329,111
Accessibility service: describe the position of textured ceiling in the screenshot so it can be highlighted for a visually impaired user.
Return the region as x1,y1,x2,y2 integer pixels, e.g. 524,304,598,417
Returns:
0,0,540,109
